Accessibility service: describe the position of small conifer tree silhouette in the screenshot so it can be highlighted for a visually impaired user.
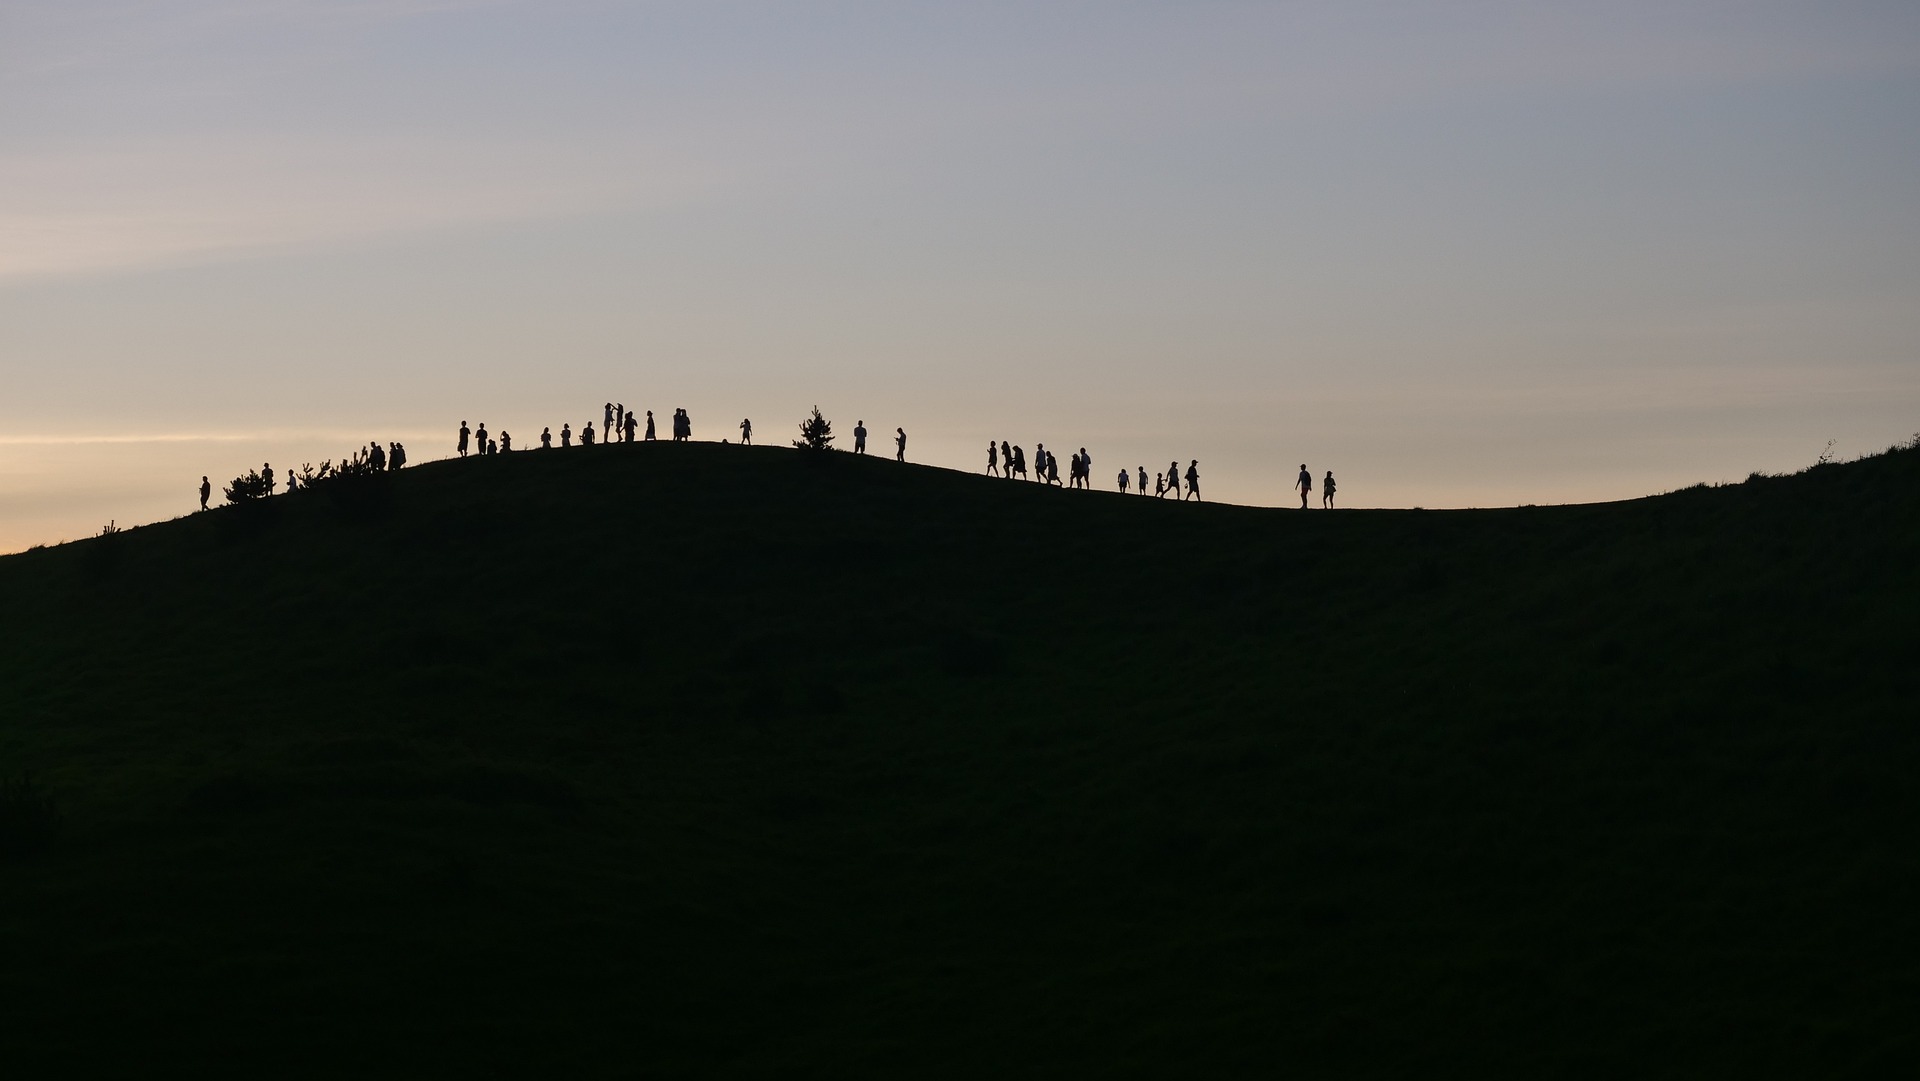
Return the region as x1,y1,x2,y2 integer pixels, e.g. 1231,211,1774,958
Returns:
794,406,835,451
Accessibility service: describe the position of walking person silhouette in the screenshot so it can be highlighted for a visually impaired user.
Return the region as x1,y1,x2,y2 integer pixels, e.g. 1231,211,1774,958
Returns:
1184,460,1200,501
645,410,656,441
199,475,211,510
1035,444,1046,482
1297,464,1312,509
1323,471,1337,509
1137,466,1147,494
1011,445,1026,479
895,427,906,462
458,421,471,458
1001,441,1013,479
740,418,752,445
987,441,999,476
1167,461,1180,498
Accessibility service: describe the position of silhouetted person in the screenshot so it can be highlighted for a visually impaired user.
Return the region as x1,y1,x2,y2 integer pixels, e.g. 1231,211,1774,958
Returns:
393,442,407,469
854,421,867,454
1155,472,1165,497
1035,443,1045,481
740,418,752,445
370,442,386,470
1184,460,1200,501
1011,445,1026,479
616,403,626,437
476,423,489,456
1078,448,1091,489
604,403,614,437
541,426,552,449
1297,464,1311,509
1137,466,1147,494
1001,441,1012,479
263,463,276,495
501,431,512,453
1046,452,1060,486
624,411,637,443
1117,468,1129,493
673,409,690,442
458,421,470,458
561,423,572,448
1167,461,1180,498
644,410,656,441
896,427,906,462
488,438,498,455
988,441,999,476
583,422,596,447
1323,471,1336,509
199,476,211,510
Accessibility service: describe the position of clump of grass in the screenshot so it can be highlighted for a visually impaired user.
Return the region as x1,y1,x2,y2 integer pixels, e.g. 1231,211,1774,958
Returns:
0,772,64,861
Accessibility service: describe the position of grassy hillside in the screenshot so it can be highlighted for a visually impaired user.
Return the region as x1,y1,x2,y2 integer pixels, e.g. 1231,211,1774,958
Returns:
3,440,1916,1077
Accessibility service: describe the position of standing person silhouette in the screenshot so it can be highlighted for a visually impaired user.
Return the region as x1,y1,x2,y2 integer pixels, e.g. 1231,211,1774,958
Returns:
1297,464,1312,509
895,427,906,462
616,404,626,438
199,476,211,510
1137,466,1148,494
475,422,489,457
458,421,471,458
370,442,386,470
603,403,614,439
263,463,276,495
1323,471,1337,509
583,422,596,447
644,410,656,441
740,418,752,445
624,411,638,443
1117,468,1129,493
541,427,552,449
1079,448,1091,490
1184,460,1200,501
854,421,867,454
561,423,572,447
987,441,999,476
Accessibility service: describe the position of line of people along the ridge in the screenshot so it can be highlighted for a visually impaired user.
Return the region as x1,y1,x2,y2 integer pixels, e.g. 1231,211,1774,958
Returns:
456,406,911,462
984,442,1336,507
197,440,408,510
196,402,1334,511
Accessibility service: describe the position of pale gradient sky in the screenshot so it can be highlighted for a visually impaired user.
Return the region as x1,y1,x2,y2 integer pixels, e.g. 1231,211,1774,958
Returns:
4,1,1918,552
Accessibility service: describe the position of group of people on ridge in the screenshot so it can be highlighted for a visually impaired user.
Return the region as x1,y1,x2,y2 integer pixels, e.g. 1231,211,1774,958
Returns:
988,442,1203,501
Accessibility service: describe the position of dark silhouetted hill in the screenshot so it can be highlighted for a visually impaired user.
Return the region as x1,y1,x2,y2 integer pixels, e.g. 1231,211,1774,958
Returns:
3,440,1917,1077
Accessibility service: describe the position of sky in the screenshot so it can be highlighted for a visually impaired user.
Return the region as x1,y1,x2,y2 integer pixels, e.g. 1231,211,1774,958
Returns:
3,0,1918,552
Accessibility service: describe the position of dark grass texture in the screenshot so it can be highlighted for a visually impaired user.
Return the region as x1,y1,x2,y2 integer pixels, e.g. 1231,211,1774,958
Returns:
2,441,1917,1077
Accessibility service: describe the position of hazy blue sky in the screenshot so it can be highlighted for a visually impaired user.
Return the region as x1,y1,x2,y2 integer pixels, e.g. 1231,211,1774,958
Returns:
4,1,1918,551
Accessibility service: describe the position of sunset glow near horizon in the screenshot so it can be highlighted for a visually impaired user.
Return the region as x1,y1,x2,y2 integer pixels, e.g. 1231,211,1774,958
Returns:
3,1,1918,553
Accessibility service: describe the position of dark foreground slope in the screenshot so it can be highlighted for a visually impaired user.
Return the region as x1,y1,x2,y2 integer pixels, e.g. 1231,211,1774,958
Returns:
2,443,1917,1077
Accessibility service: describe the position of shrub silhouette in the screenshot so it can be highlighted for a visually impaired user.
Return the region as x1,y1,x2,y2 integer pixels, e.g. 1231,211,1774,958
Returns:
793,406,835,451
223,469,270,504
